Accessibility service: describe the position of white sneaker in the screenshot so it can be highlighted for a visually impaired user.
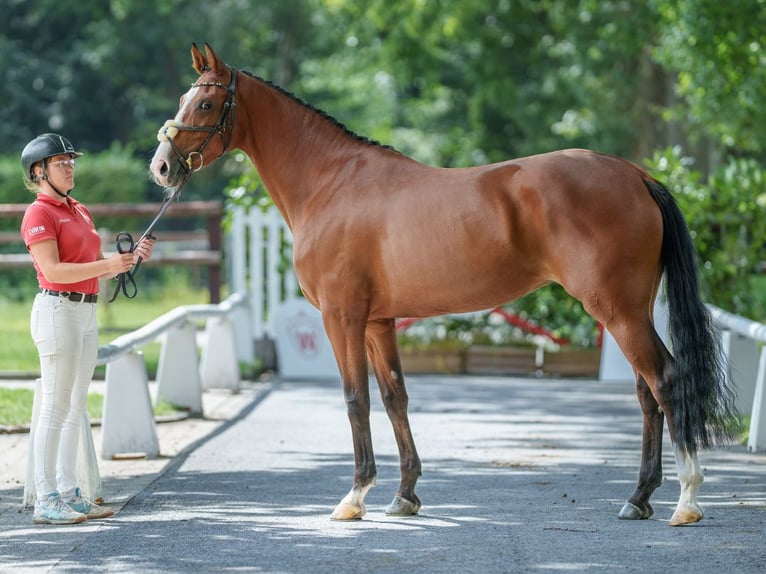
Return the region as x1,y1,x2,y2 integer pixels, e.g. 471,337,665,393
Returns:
64,488,114,519
33,492,87,525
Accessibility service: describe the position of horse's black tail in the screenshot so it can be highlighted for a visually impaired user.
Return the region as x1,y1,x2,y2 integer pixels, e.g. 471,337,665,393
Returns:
644,178,739,453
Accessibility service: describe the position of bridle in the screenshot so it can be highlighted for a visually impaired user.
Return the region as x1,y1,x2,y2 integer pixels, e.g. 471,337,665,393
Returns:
109,65,238,302
157,64,238,175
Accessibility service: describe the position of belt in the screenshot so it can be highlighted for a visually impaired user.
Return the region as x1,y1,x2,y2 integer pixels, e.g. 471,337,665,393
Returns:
41,289,98,303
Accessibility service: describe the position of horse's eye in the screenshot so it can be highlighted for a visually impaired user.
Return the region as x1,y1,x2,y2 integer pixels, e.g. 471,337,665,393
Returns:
200,101,212,111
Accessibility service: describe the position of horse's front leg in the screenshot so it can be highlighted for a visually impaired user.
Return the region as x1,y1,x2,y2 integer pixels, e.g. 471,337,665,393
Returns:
619,376,664,520
322,307,377,521
366,319,422,516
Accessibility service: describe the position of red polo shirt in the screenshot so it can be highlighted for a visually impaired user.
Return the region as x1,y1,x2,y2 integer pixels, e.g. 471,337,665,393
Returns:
20,194,102,294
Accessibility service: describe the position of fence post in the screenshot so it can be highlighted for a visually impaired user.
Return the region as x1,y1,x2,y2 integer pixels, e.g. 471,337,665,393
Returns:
231,296,255,366
23,379,42,507
748,346,766,452
248,208,265,339
200,315,241,391
101,351,159,459
231,206,247,295
156,321,204,413
23,379,103,507
720,330,760,416
266,208,283,337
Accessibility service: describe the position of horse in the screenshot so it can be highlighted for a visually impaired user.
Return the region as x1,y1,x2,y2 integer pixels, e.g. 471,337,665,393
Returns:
149,43,737,526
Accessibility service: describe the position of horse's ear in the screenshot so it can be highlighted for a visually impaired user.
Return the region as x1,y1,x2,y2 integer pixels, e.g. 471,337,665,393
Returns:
191,43,207,75
203,43,226,74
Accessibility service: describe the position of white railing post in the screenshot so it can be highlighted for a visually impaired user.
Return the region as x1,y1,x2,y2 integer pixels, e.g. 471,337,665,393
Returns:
24,379,103,507
231,297,255,365
199,315,240,391
748,347,766,451
707,304,766,453
156,321,203,413
101,351,159,460
23,379,42,507
720,330,760,416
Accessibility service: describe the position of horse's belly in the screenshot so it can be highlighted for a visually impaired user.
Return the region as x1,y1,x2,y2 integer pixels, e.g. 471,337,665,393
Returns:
373,256,547,319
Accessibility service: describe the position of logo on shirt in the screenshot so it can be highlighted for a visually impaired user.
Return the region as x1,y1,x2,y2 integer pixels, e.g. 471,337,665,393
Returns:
28,225,46,235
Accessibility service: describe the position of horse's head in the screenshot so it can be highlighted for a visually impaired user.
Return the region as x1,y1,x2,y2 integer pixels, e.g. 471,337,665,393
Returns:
149,43,237,190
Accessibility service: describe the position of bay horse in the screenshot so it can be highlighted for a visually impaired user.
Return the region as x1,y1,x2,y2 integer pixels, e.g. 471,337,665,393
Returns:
150,43,737,526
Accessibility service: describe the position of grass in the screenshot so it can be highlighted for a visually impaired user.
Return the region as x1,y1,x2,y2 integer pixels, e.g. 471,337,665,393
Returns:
0,387,182,427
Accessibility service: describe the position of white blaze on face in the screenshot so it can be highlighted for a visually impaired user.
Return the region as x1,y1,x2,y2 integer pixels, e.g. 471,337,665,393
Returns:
176,86,200,122
150,85,202,182
156,86,200,143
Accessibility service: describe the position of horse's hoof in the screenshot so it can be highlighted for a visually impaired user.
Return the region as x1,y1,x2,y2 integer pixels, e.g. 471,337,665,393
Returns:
669,506,703,526
330,500,366,521
618,500,653,520
385,494,421,516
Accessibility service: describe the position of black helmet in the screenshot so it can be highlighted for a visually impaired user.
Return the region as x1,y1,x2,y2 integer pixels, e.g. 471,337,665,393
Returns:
21,133,83,181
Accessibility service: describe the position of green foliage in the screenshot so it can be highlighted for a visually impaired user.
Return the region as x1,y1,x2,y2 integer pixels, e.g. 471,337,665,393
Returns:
508,285,599,348
0,154,33,205
653,0,766,154
646,147,766,318
0,143,148,212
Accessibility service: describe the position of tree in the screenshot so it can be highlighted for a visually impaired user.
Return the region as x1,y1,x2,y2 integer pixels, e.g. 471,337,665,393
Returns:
653,0,766,156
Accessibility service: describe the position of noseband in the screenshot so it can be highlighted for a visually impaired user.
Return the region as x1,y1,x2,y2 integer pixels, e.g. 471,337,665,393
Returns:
157,65,238,174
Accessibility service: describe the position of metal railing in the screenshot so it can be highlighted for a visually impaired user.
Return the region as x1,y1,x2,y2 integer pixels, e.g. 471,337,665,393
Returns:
707,304,766,452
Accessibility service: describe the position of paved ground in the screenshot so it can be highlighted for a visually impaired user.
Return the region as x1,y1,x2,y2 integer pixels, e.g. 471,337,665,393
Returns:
0,375,764,573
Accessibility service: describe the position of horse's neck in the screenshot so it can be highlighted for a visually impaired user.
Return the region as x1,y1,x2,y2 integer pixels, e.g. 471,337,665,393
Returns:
236,76,377,227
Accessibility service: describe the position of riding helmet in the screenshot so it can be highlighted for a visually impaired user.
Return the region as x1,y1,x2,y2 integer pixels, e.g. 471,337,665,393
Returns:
21,133,83,181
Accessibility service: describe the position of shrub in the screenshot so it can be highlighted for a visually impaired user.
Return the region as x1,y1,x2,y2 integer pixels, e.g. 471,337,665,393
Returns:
646,147,766,319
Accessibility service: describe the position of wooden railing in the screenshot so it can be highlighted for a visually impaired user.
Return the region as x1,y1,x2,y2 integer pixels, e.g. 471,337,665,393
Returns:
0,201,223,302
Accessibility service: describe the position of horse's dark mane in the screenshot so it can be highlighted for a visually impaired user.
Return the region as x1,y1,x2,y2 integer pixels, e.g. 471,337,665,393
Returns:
241,70,397,153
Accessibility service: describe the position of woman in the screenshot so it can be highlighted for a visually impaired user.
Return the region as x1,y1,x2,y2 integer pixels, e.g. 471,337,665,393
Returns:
20,133,155,525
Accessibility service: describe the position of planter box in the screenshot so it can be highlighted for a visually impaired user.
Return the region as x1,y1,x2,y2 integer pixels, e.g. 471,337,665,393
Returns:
540,347,601,378
465,345,539,375
400,347,466,374
396,345,601,378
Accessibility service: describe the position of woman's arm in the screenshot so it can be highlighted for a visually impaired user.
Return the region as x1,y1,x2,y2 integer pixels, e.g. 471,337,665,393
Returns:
30,239,136,284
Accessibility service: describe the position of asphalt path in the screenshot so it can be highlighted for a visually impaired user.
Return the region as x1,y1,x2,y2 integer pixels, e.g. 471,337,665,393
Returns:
1,375,764,573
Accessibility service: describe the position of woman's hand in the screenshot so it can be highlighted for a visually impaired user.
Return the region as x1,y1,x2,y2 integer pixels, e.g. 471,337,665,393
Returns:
106,251,137,275
132,237,155,263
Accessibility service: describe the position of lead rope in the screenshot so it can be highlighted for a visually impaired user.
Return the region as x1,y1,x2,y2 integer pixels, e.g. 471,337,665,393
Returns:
108,187,182,302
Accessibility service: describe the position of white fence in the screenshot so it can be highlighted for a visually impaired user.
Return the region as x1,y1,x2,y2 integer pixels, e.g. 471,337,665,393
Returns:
707,305,766,452
230,206,297,339
23,292,252,507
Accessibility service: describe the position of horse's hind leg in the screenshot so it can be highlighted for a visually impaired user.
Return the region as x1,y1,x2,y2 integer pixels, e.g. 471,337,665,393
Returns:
669,445,704,525
609,316,704,525
619,375,664,520
366,319,422,515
